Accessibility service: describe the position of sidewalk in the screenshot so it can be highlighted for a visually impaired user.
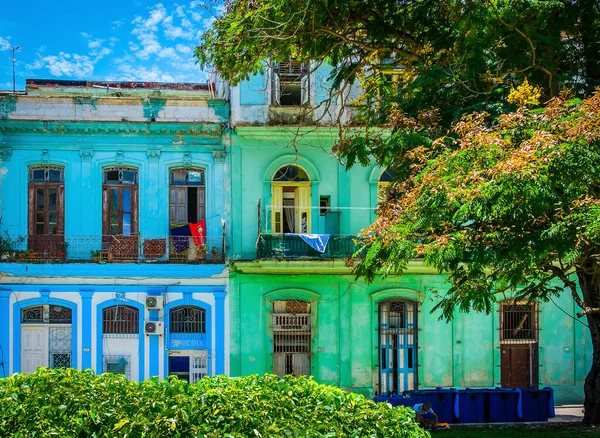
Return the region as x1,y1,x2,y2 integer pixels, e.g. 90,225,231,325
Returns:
550,405,584,423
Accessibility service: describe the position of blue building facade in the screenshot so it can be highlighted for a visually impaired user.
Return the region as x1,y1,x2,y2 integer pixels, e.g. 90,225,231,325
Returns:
0,81,230,382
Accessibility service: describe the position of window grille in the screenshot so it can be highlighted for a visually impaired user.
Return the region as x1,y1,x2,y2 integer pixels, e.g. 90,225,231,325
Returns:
378,300,418,395
273,165,309,182
500,303,539,343
22,305,72,324
29,166,64,183
272,300,311,376
103,305,139,336
169,306,206,334
104,355,131,379
49,327,72,369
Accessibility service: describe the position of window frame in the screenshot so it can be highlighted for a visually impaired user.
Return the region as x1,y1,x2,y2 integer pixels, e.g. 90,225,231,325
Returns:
28,166,65,237
102,167,139,237
102,305,140,336
169,306,206,334
169,167,206,228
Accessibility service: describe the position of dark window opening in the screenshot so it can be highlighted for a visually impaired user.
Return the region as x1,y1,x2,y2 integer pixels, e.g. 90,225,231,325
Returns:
320,196,330,216
272,60,310,106
169,168,205,228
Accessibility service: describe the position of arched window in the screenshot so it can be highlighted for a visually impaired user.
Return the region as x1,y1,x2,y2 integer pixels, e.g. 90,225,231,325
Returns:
28,166,65,254
377,169,395,206
169,306,206,333
102,305,139,335
169,168,205,227
102,167,138,236
378,300,417,395
271,165,311,234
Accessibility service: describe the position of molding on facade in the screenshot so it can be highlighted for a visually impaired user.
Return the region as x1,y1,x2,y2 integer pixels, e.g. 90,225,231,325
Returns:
230,259,440,275
41,149,50,164
0,120,223,137
212,150,227,163
182,152,192,166
233,126,390,141
115,151,125,165
0,147,12,161
147,150,161,161
78,149,94,161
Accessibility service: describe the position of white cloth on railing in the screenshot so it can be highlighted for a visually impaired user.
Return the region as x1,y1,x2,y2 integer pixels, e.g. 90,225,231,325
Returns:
297,234,330,253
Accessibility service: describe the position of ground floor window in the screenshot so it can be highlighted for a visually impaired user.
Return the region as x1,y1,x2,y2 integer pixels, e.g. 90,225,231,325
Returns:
378,300,418,395
272,300,311,376
500,302,539,388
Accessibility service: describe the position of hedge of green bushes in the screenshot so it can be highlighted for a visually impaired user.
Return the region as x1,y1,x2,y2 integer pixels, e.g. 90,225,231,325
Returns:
0,368,427,437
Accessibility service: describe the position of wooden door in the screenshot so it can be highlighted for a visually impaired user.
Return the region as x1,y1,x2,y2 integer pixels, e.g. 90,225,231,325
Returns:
501,344,539,388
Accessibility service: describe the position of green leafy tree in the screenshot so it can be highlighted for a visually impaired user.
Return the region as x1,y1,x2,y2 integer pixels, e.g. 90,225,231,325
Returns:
196,0,600,424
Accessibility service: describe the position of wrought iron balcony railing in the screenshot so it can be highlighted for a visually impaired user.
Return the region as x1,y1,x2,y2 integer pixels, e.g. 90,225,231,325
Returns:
257,233,359,259
0,234,226,264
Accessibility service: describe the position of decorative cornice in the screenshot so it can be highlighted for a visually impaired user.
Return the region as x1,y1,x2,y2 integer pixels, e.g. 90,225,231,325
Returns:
147,150,161,161
0,147,12,161
0,120,224,137
41,149,50,164
212,150,227,163
79,149,94,161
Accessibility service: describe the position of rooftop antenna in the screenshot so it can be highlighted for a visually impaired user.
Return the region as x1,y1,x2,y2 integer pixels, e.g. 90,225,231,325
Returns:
11,45,22,95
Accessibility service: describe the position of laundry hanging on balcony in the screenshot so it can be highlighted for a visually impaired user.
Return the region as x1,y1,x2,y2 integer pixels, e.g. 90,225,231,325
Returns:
297,234,330,253
170,224,191,252
190,219,206,247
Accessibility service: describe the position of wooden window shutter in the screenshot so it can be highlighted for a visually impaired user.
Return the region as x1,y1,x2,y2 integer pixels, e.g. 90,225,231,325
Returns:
28,184,35,236
131,186,138,234
57,184,65,235
197,187,205,220
102,186,110,236
295,186,311,234
271,185,283,233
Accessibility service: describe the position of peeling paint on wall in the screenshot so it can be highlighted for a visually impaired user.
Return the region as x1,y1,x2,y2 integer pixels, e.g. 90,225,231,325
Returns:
72,96,99,110
142,97,167,121
0,96,17,120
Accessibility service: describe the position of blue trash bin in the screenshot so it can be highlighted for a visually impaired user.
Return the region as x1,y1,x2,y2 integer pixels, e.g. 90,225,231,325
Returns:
488,388,521,422
408,390,456,424
521,388,549,422
458,389,487,423
544,387,555,418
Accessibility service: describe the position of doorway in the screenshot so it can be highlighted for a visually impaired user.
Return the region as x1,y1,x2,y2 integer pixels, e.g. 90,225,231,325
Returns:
500,303,539,388
21,305,73,374
167,350,208,384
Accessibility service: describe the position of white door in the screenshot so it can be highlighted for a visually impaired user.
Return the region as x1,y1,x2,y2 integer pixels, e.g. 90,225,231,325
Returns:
21,327,47,374
190,350,208,383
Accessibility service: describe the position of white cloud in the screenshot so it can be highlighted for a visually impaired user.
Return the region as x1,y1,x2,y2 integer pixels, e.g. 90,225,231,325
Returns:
31,52,95,78
0,37,12,51
112,20,124,28
175,44,192,54
130,3,167,59
157,47,178,59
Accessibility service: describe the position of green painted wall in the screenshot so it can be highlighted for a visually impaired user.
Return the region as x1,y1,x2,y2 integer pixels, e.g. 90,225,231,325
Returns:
229,263,591,404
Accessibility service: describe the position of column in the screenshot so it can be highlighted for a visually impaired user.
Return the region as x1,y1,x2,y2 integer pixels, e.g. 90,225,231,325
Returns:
79,290,94,370
0,290,11,377
214,290,226,375
148,288,162,379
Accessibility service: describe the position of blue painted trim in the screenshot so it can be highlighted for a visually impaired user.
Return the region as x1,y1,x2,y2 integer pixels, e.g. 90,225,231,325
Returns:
95,298,145,381
0,263,226,278
149,309,159,378
0,290,11,377
214,291,226,375
163,296,212,378
13,297,78,373
0,284,227,293
79,290,94,370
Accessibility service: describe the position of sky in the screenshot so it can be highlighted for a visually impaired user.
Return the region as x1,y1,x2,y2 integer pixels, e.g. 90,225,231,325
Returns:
0,0,223,90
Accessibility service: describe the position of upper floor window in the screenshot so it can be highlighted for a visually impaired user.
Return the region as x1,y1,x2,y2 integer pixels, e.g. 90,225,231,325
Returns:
28,166,65,236
272,60,310,106
271,165,311,234
169,306,206,334
169,168,206,227
102,167,138,236
377,169,395,207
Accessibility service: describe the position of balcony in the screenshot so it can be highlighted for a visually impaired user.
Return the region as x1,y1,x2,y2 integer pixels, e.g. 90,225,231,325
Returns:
257,234,359,259
0,234,225,264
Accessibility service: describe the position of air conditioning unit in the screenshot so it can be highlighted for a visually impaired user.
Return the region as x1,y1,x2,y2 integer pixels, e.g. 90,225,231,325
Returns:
146,296,164,310
144,321,164,335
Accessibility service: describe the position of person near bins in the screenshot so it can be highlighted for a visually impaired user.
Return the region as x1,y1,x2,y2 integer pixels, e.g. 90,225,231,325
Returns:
413,401,439,430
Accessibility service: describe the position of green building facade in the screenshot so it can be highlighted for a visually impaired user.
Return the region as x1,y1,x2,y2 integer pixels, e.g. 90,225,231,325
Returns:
228,117,591,405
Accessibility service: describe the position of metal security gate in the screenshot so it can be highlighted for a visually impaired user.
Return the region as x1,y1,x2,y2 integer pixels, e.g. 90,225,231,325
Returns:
378,301,418,395
500,303,539,388
21,305,73,373
167,350,208,384
272,300,311,376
